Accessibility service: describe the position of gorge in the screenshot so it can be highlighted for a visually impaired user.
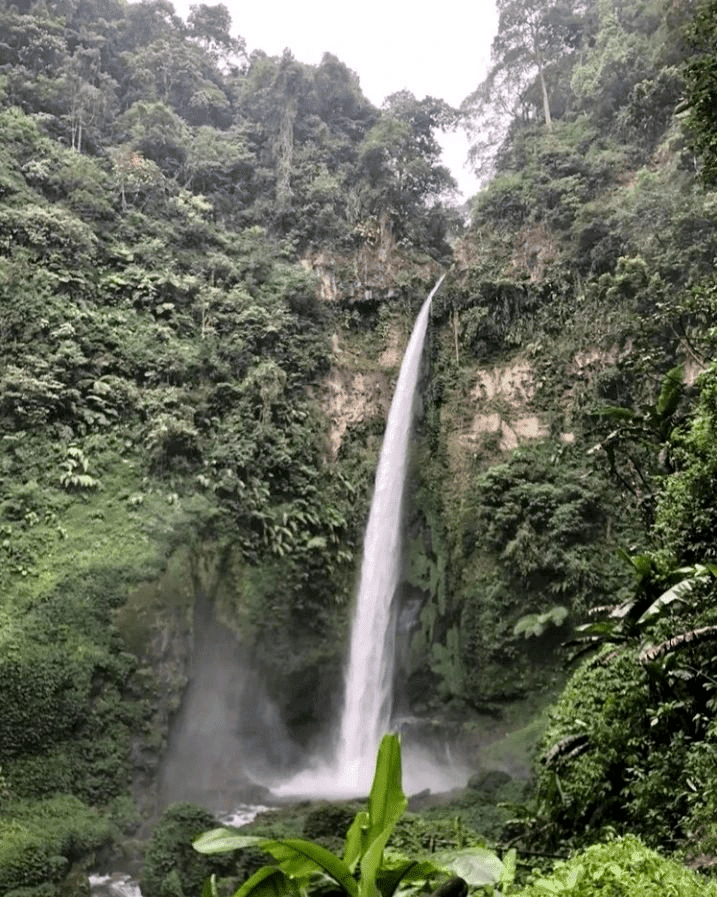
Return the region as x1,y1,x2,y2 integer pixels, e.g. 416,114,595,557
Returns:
158,273,464,814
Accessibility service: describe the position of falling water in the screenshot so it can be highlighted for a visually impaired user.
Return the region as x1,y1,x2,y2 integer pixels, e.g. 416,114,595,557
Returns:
275,275,457,799
332,274,445,791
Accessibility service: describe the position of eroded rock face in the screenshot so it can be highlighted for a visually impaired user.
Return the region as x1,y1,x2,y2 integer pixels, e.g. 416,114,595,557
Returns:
319,318,409,458
511,222,559,281
321,367,391,459
301,220,440,303
455,358,549,456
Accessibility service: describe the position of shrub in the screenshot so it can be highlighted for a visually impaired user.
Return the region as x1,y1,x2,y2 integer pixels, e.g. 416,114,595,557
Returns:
302,802,358,854
514,835,717,896
532,649,650,848
141,803,234,897
0,795,111,895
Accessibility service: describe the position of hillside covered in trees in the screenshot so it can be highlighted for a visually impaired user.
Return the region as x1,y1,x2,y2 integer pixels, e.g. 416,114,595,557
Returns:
2,0,717,894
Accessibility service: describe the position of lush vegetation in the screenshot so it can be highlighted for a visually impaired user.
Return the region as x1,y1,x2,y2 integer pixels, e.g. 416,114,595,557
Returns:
3,0,717,893
409,0,717,876
0,1,454,893
511,836,717,897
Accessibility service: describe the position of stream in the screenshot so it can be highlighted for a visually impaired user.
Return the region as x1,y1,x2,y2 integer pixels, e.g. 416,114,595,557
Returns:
89,805,268,897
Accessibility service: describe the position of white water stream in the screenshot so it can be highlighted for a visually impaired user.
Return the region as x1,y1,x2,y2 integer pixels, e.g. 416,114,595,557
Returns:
333,276,445,786
276,275,458,798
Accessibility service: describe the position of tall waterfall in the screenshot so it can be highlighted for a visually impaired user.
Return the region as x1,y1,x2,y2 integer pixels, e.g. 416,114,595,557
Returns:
275,275,447,798
332,274,445,791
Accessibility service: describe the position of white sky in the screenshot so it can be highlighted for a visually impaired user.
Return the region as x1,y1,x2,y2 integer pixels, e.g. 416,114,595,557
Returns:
171,0,499,199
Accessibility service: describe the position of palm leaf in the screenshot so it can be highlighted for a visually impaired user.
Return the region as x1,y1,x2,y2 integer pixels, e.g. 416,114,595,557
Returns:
640,625,717,663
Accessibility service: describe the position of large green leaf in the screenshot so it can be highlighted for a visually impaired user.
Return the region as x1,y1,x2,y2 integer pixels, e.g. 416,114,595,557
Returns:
359,734,407,897
193,829,263,854
343,809,370,869
360,833,395,897
260,838,358,897
596,405,635,421
429,847,506,886
367,734,407,837
637,578,698,624
232,866,298,897
500,848,517,889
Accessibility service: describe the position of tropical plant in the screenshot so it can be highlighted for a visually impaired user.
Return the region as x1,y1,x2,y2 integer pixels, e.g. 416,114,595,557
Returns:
586,363,685,524
513,834,717,897
193,734,510,897
682,0,717,185
58,446,100,491
565,552,717,661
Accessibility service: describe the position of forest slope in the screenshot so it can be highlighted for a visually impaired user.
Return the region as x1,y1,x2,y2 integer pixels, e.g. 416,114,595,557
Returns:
419,0,717,867
0,2,452,892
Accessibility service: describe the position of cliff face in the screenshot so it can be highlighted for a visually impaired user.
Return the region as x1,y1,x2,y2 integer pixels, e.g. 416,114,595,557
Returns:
316,262,661,716
135,191,684,808
321,366,392,460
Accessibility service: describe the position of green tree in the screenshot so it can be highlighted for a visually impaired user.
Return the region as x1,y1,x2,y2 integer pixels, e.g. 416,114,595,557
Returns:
462,0,588,174
122,35,232,128
358,91,457,252
467,0,585,126
117,0,186,53
62,44,118,152
682,0,717,185
570,0,656,127
116,100,190,175
188,2,245,60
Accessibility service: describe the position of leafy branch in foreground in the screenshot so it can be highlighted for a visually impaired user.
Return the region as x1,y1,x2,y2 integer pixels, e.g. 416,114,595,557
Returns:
193,734,511,897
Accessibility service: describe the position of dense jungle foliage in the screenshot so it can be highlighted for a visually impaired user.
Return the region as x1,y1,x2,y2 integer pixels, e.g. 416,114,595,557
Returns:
2,0,717,894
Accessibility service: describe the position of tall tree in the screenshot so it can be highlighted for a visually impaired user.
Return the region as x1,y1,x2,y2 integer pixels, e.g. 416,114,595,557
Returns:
187,3,244,56
462,0,587,172
682,0,717,185
358,91,457,247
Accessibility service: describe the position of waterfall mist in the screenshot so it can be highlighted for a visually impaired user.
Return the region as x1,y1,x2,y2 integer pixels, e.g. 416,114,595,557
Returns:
158,595,296,813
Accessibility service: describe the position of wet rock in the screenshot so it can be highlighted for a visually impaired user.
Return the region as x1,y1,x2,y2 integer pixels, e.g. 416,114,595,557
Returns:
466,769,512,798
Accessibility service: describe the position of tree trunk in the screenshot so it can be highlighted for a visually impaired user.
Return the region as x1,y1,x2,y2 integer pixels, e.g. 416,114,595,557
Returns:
537,56,552,129
275,98,296,207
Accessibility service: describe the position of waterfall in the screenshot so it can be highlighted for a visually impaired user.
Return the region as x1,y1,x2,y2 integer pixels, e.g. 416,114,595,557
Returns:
332,274,445,792
275,275,447,798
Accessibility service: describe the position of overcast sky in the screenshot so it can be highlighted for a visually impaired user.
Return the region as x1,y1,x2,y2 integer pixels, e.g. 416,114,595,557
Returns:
171,0,499,199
